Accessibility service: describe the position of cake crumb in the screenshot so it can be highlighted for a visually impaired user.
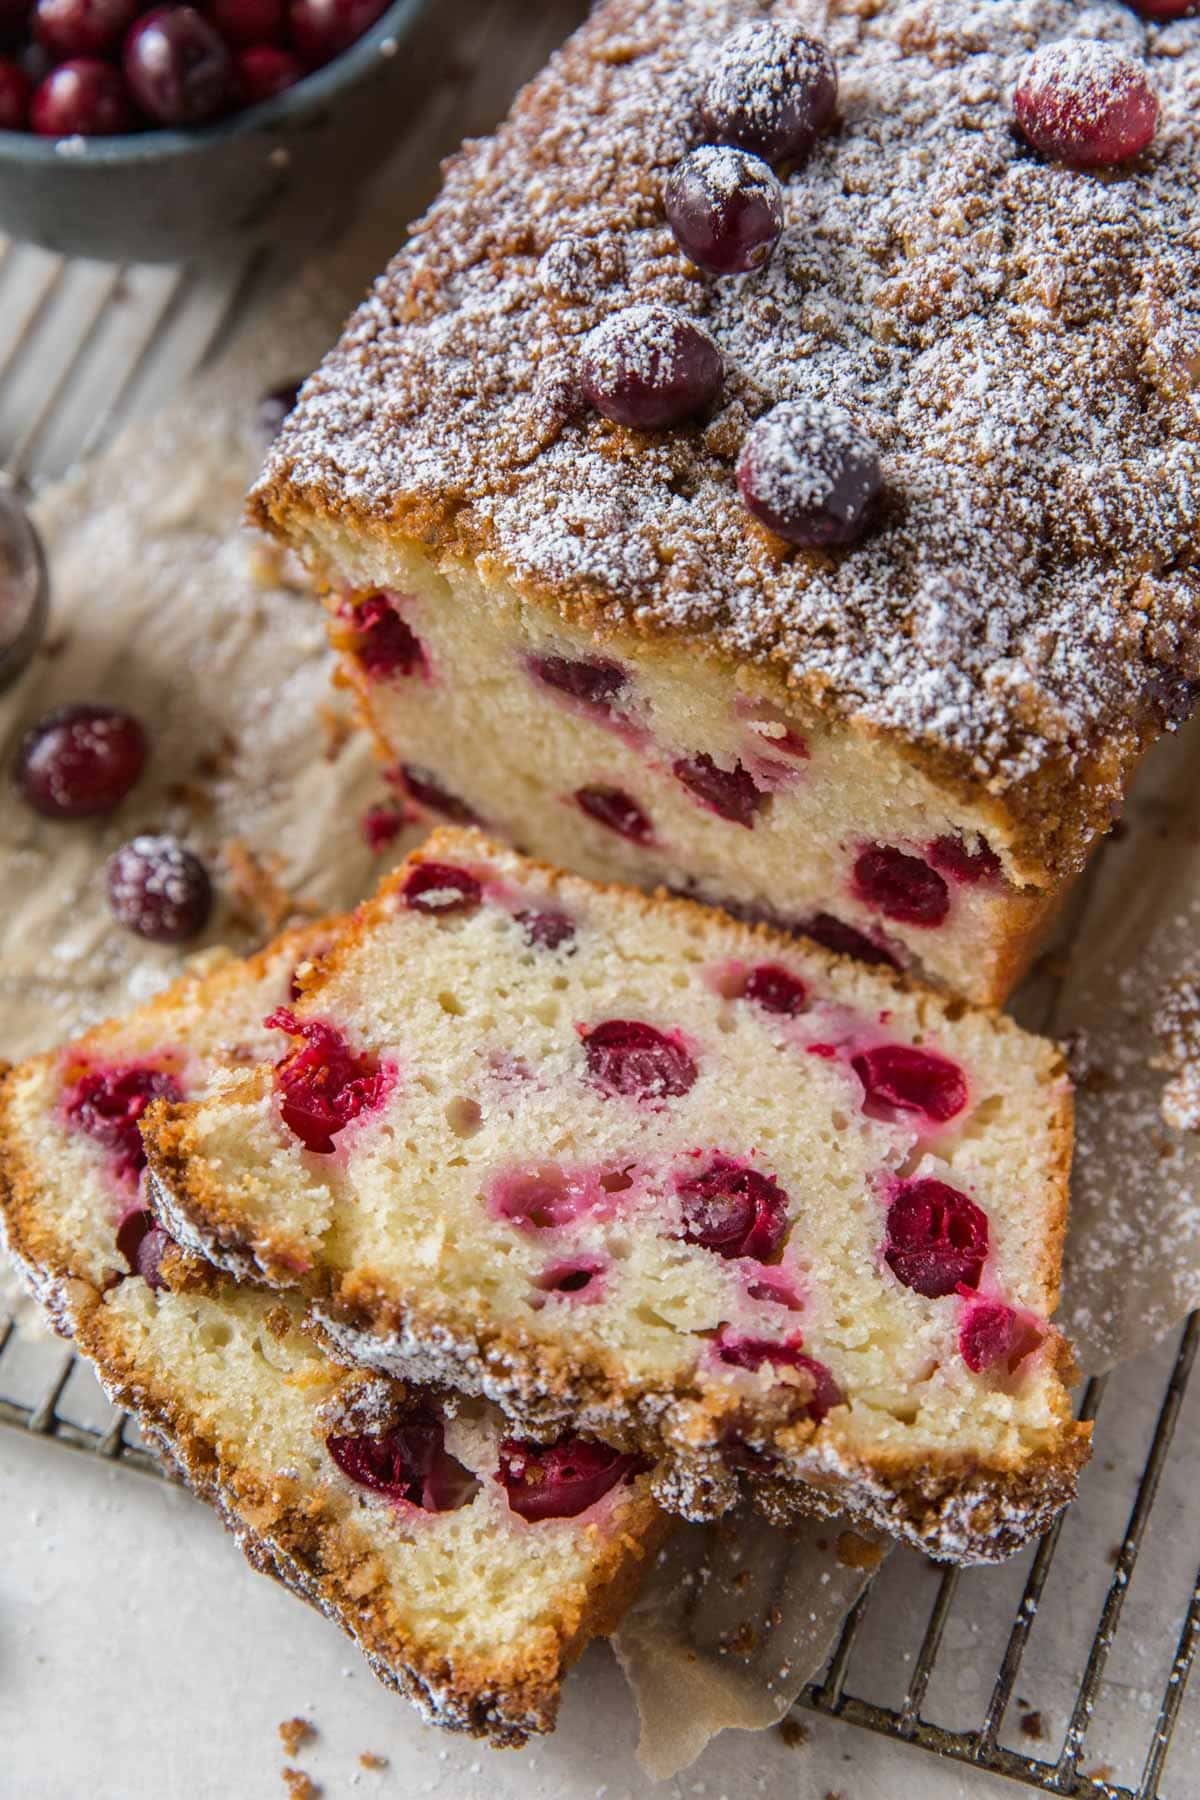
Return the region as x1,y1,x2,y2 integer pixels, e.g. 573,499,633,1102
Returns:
358,1752,388,1770
1019,1710,1046,1740
836,1530,886,1571
776,1716,809,1749
278,1719,315,1757
720,1620,758,1657
1151,975,1200,1130
224,837,309,935
282,1771,320,1800
317,701,353,761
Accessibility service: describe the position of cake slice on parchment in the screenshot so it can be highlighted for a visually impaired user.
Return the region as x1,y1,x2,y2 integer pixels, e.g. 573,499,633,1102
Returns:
0,924,668,1746
143,829,1090,1564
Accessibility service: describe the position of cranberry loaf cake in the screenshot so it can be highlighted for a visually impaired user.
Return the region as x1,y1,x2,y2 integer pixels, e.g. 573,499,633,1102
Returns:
143,830,1089,1562
0,927,666,1744
250,0,1200,1006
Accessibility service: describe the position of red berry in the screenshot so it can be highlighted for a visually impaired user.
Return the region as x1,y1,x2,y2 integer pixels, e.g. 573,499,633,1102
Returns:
802,911,901,970
397,764,481,827
581,303,724,430
66,1065,183,1181
361,803,406,852
123,6,234,128
959,1300,1044,1374
402,860,482,916
0,57,28,128
852,1044,968,1124
14,703,147,819
744,963,808,1016
288,0,387,67
1126,0,1198,14
928,834,1001,884
1013,41,1158,168
496,1436,642,1522
665,145,784,275
265,1007,387,1154
675,1155,789,1261
206,0,282,46
327,1409,477,1512
574,784,653,844
853,844,949,928
34,0,139,59
107,835,212,943
673,752,765,827
884,1180,989,1298
701,21,837,164
738,398,881,548
514,907,576,951
236,43,300,103
716,1333,842,1419
582,1019,697,1100
345,593,427,680
31,58,131,135
115,1206,174,1291
527,652,628,712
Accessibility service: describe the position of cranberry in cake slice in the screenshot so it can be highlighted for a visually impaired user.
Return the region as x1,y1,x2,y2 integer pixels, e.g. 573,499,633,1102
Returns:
143,830,1089,1563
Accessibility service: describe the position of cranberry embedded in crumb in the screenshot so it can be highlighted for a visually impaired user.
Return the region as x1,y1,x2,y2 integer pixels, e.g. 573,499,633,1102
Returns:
716,1333,843,1420
107,836,212,943
675,1156,789,1261
527,652,628,712
582,1019,698,1100
402,860,482,917
1013,41,1158,169
31,57,131,135
0,59,29,129
575,784,653,844
496,1436,642,1522
744,963,808,1016
14,703,147,820
397,764,481,827
665,145,784,276
66,1065,183,1180
115,1206,174,1291
581,303,724,430
852,1044,968,1124
361,803,406,853
265,1007,387,1153
124,6,235,127
327,1409,478,1512
929,834,1001,884
348,594,427,681
885,1179,989,1298
959,1299,1044,1374
34,0,140,59
853,844,949,928
673,753,765,828
515,906,576,951
701,21,837,165
235,44,301,104
802,912,901,970
289,0,387,66
738,399,881,549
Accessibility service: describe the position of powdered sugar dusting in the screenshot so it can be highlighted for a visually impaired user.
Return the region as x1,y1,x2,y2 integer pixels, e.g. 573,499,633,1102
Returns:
1019,36,1155,129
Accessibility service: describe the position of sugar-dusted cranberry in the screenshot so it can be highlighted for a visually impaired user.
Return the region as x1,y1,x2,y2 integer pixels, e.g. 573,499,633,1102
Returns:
496,1435,642,1522
328,1408,477,1512
206,0,283,46
675,1155,789,1261
673,753,765,828
361,803,406,853
66,1065,183,1181
34,0,139,58
884,1179,989,1298
716,1333,843,1420
0,59,28,129
14,703,147,820
665,145,783,276
701,21,837,165
853,844,949,928
959,1299,1044,1375
527,652,628,713
581,303,724,430
255,377,302,445
344,593,427,681
575,784,653,845
929,834,1001,885
289,0,387,67
107,836,212,944
1013,41,1158,169
115,1207,174,1291
744,963,808,1016
235,43,301,104
124,7,235,127
801,912,901,971
402,860,482,917
515,907,576,951
582,1019,698,1101
738,399,881,549
397,764,481,826
852,1044,967,1124
265,1007,387,1154
31,58,131,135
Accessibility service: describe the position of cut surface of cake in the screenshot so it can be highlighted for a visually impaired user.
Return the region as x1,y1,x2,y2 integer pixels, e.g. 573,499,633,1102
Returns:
250,0,1200,1006
0,926,667,1745
143,830,1089,1562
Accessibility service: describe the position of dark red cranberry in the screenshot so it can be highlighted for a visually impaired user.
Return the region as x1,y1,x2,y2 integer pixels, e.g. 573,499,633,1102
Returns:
581,303,724,430
575,784,653,845
402,860,482,917
665,145,783,276
34,0,139,58
852,1044,967,1124
115,1207,174,1291
0,58,26,128
744,963,808,1016
929,834,1001,884
19,44,54,88
1126,0,1197,14
397,764,480,826
206,0,282,46
235,43,300,103
716,1334,842,1420
265,1007,387,1154
14,703,147,819
1013,41,1158,168
347,594,426,680
675,1156,789,1261
802,912,901,970
884,1180,989,1298
959,1300,1043,1375
289,0,387,67
515,907,576,951
527,653,628,712
853,845,949,928
31,58,131,135
327,1408,477,1512
361,803,406,852
738,399,881,548
107,836,212,944
583,1019,697,1101
673,753,765,827
124,7,235,126
66,1065,183,1181
701,21,837,164
496,1435,642,1522
255,377,302,444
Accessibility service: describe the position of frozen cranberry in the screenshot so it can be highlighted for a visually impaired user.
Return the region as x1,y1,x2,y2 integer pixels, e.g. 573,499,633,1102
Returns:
744,963,808,1016
575,785,653,844
255,377,302,444
265,1007,387,1154
853,845,949,928
959,1300,1044,1374
235,43,301,103
527,652,628,712
402,860,482,916
716,1334,842,1420
701,21,837,165
397,765,480,826
515,907,576,951
1013,41,1158,168
929,834,1001,884
14,703,147,820
34,0,139,58
665,145,783,276
852,1044,967,1124
115,1207,174,1291
673,753,765,827
361,803,406,852
206,0,282,46
289,0,387,66
124,7,234,126
31,58,131,134
328,1409,477,1512
0,58,26,128
496,1435,642,1522
885,1179,989,1298
347,594,426,680
675,1156,789,1261
738,399,880,548
581,304,724,430
107,836,212,943
583,1019,697,1101
801,912,901,971
66,1066,183,1181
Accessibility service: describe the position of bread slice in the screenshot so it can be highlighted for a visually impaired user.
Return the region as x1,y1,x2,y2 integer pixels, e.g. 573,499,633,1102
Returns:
0,926,668,1745
143,829,1089,1562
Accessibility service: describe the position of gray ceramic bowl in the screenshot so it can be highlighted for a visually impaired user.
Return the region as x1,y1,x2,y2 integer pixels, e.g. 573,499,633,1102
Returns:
0,0,429,264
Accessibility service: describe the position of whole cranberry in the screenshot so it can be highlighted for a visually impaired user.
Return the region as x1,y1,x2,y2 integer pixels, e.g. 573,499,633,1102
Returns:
0,57,27,129
236,43,300,104
31,58,132,135
34,0,140,59
1013,41,1158,168
206,0,283,46
124,6,234,127
665,146,784,276
701,21,837,165
581,304,724,430
1126,0,1198,14
14,703,148,819
738,399,881,548
107,834,213,943
288,0,388,68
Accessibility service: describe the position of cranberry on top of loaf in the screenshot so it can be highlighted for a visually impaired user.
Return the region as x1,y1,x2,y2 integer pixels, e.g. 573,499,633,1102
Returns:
143,831,1089,1562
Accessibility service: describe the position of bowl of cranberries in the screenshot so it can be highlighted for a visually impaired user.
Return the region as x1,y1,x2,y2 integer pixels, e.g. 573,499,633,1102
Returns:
0,0,427,262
